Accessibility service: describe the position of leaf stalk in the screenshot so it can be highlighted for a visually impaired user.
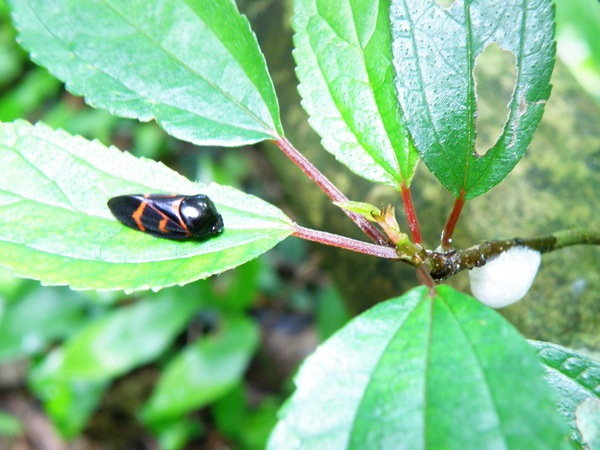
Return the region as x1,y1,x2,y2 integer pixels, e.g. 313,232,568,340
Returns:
292,225,400,260
273,136,389,246
440,193,465,251
401,183,422,245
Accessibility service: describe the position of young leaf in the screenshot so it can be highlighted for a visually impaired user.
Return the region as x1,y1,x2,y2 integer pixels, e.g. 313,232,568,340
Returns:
8,0,282,145
530,340,600,445
140,315,259,424
269,286,570,449
0,120,293,291
293,0,419,188
333,201,380,221
390,0,555,199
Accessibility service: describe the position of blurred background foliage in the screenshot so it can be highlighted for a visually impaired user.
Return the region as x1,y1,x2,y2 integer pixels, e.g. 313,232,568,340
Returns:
554,0,600,105
0,0,598,448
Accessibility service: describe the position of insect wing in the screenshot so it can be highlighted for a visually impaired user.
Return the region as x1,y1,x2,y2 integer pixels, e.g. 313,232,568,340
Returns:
108,194,190,239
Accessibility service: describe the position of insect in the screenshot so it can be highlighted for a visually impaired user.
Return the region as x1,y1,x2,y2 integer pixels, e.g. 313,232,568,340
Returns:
107,194,224,240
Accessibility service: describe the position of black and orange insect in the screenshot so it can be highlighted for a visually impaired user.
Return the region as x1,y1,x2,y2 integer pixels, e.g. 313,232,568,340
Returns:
107,194,224,240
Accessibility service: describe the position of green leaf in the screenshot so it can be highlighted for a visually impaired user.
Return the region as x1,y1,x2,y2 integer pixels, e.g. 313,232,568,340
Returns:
293,0,419,188
27,286,205,438
217,258,263,311
213,386,280,450
0,286,88,362
0,410,23,437
333,201,379,221
269,286,570,449
531,340,600,445
0,68,62,122
154,418,203,450
30,289,202,381
316,285,350,341
8,0,282,145
555,0,600,103
29,377,108,439
140,315,259,424
0,8,24,88
0,120,293,291
390,0,555,199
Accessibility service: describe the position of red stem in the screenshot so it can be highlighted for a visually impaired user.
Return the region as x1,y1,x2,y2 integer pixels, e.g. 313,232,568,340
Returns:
293,225,399,259
401,183,422,245
274,136,389,246
416,265,437,295
441,192,466,251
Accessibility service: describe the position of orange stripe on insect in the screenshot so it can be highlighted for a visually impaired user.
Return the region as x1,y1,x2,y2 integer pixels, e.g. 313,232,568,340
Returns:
107,193,223,241
172,197,189,232
159,217,169,233
153,208,172,233
132,202,147,231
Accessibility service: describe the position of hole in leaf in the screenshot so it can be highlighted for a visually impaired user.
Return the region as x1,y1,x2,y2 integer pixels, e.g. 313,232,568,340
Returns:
474,43,517,156
434,0,455,7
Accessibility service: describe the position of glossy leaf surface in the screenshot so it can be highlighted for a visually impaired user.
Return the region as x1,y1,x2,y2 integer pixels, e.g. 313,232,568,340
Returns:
390,0,555,198
0,120,293,291
531,340,600,445
269,286,570,449
293,0,419,188
8,0,282,145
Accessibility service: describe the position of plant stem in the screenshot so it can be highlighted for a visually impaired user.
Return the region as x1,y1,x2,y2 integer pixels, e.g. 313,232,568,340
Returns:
292,225,399,259
547,228,600,250
427,228,600,280
273,136,389,246
401,183,422,245
416,265,437,294
440,192,465,251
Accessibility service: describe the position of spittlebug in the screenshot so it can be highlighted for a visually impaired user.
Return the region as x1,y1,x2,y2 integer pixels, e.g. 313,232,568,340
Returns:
107,194,224,240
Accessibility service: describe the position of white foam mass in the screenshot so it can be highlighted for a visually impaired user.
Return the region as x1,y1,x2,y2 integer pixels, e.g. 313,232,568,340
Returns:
468,246,541,309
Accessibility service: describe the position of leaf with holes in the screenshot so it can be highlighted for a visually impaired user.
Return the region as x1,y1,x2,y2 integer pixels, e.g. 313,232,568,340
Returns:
293,0,419,188
8,0,282,145
0,120,293,292
390,0,555,199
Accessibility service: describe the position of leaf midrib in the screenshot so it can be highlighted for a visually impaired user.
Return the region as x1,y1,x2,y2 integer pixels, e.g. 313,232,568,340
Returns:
400,0,464,191
312,1,404,186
